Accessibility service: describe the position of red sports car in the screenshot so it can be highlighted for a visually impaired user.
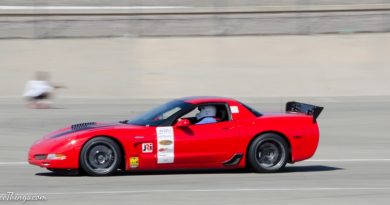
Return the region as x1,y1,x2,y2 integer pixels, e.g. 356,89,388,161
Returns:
28,96,323,176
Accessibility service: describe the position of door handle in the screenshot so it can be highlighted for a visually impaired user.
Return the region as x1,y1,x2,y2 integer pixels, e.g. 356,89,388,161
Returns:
222,126,234,130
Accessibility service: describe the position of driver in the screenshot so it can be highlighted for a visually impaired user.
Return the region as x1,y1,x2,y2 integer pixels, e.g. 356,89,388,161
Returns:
196,105,217,125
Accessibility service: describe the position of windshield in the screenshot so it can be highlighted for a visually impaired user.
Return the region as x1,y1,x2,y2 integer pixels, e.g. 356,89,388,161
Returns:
127,100,193,126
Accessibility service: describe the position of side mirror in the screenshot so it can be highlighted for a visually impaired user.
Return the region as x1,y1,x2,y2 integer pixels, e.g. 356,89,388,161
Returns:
174,119,190,127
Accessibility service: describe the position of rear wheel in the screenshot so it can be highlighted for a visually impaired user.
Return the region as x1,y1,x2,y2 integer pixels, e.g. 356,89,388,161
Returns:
80,137,122,176
248,133,288,173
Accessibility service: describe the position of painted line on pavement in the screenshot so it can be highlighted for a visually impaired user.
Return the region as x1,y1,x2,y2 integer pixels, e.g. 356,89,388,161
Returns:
2,158,390,166
32,187,390,196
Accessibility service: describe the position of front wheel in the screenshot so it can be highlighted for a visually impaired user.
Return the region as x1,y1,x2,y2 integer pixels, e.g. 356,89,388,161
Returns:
80,137,122,176
248,133,288,173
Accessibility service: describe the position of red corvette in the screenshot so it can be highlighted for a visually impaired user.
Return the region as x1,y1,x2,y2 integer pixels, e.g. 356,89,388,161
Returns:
28,97,323,176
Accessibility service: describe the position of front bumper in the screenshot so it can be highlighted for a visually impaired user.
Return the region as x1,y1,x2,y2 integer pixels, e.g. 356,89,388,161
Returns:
28,156,75,169
28,138,81,169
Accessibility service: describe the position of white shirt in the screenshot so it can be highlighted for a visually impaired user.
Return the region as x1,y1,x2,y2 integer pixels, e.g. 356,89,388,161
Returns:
23,80,53,97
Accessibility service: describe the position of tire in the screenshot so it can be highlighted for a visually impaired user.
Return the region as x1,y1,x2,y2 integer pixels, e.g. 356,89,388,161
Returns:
80,137,122,176
248,133,288,173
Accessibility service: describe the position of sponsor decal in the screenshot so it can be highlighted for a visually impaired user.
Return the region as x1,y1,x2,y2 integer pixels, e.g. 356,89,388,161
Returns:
158,148,168,152
129,157,139,168
230,106,239,113
156,127,174,164
159,140,173,145
142,143,153,153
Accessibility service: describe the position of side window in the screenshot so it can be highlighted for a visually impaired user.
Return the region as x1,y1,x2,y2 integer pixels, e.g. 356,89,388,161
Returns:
213,104,231,122
178,103,231,125
180,107,199,119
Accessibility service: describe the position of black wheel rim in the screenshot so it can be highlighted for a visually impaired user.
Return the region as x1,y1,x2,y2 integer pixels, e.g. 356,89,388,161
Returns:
255,140,285,169
85,142,117,174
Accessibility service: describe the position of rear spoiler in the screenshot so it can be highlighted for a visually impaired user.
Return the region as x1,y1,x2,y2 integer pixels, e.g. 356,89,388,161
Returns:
286,101,324,123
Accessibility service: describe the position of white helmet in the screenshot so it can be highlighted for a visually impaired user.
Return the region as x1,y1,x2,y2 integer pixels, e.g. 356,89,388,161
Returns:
196,105,217,120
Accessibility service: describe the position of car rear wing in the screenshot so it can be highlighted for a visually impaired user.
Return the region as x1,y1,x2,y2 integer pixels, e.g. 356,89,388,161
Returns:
286,101,324,123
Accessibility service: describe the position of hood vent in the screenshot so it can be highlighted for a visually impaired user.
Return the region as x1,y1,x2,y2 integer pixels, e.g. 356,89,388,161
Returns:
71,122,97,130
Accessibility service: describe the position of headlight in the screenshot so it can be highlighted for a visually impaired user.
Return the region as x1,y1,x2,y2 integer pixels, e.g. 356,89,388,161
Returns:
46,154,67,160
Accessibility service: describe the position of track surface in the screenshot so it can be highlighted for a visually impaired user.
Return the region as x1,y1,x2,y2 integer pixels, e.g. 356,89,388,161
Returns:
0,97,389,204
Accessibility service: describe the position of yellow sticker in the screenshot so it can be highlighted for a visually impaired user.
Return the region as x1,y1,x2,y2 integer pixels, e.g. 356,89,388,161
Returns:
130,157,139,168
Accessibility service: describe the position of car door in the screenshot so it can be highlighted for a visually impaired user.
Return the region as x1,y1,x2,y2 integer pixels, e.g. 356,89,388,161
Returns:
171,102,240,165
172,120,239,165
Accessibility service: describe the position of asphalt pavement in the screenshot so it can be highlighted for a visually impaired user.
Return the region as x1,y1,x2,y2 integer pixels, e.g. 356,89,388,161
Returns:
0,96,389,204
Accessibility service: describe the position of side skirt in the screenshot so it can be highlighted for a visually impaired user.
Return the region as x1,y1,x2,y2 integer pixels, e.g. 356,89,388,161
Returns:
223,153,243,166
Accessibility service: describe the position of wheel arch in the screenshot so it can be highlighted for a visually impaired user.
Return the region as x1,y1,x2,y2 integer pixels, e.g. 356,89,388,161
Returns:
79,135,126,171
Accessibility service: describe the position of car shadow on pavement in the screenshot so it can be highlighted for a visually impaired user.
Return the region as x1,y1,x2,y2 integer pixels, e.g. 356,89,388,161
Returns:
35,165,342,177
281,165,343,173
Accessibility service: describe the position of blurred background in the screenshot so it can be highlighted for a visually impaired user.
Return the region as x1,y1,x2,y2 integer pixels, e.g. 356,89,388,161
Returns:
1,0,390,99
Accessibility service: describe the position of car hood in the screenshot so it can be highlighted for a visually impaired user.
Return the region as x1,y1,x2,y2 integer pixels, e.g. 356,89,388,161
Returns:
45,122,126,139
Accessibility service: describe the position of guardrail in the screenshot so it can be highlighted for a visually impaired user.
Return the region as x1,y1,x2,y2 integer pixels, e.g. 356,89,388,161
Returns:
1,4,390,16
0,4,389,38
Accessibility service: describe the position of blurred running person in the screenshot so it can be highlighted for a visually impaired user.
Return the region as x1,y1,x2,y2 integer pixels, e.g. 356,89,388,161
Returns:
23,72,63,109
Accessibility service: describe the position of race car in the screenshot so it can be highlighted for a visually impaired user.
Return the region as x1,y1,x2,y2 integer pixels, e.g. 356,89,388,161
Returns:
28,96,323,176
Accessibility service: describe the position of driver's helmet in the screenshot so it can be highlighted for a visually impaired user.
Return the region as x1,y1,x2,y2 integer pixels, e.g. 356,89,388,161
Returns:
196,105,217,120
